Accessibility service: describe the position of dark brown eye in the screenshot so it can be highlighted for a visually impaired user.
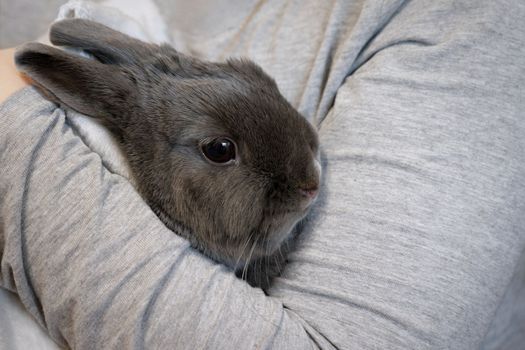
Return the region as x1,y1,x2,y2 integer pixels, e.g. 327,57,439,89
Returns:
201,138,236,164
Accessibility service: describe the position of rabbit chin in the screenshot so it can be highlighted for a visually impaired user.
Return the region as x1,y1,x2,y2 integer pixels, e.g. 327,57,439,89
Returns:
228,210,306,270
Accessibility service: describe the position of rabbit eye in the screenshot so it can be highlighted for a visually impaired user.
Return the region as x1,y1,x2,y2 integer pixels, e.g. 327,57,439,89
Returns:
201,138,236,164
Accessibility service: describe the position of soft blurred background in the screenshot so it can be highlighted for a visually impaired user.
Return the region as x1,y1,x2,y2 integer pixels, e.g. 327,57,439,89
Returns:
0,0,194,48
0,0,66,47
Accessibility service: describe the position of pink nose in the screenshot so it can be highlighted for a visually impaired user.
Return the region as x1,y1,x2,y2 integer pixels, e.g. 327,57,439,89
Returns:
299,185,318,199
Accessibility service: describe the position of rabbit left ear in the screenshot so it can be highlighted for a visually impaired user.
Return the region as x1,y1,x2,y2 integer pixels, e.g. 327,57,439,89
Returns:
50,18,154,65
15,42,136,124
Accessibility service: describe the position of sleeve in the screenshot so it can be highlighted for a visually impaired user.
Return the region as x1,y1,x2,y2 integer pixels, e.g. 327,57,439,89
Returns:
0,87,320,349
266,0,525,349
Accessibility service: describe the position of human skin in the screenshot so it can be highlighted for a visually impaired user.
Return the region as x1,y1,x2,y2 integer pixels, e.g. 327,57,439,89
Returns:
0,48,30,104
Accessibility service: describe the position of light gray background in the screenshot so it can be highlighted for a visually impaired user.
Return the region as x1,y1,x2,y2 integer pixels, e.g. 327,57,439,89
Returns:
0,0,65,48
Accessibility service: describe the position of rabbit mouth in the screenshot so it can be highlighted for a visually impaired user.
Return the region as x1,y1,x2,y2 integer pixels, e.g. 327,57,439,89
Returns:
231,212,301,266
260,210,306,252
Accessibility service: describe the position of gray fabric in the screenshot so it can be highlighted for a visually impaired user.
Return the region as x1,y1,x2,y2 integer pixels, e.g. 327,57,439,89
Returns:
1,0,525,349
482,252,525,350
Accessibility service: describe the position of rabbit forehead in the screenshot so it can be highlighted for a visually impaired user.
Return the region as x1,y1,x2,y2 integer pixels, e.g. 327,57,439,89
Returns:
165,75,315,148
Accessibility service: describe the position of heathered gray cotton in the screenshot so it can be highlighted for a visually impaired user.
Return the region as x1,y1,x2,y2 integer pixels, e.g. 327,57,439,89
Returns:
1,0,525,349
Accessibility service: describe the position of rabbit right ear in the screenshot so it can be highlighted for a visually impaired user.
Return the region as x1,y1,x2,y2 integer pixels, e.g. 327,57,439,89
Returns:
15,42,136,122
50,19,154,65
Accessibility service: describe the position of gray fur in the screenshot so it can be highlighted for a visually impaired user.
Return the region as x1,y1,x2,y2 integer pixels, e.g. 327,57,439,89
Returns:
15,19,321,288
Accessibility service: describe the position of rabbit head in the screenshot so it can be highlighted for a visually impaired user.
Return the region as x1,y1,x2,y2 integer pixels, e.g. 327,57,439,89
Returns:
15,19,321,268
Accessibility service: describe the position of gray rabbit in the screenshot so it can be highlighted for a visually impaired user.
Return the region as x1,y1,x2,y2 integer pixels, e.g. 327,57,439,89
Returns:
15,19,321,289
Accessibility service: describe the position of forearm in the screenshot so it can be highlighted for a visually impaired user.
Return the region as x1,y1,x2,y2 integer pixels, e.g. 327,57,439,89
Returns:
0,88,317,349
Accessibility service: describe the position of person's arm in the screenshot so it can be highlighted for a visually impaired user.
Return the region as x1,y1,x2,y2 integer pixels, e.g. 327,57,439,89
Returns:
266,1,525,349
0,85,321,349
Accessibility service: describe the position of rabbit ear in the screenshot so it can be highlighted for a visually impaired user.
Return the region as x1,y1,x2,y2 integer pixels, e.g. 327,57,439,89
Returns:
15,42,136,122
51,19,219,78
50,19,154,65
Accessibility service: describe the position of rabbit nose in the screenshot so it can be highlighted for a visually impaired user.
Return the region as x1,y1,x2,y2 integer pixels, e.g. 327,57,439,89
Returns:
297,162,321,201
299,184,319,199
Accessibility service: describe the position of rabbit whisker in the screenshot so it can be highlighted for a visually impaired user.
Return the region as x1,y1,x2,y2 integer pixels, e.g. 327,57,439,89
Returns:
242,236,259,281
234,231,254,270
